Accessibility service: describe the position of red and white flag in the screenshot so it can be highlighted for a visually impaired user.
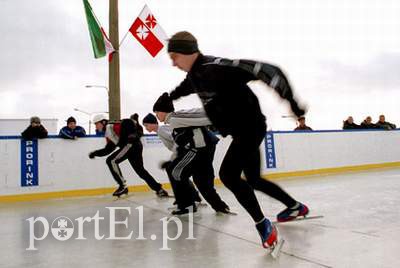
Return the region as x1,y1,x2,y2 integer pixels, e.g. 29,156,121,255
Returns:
129,5,168,57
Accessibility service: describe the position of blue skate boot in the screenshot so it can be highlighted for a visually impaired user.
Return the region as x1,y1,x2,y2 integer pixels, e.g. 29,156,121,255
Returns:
277,202,309,222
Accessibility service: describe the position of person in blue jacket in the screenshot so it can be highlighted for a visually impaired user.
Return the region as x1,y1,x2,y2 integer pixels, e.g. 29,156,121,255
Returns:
59,117,86,139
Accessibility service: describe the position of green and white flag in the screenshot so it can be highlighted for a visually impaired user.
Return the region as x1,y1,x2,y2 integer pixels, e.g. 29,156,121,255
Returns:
83,0,114,60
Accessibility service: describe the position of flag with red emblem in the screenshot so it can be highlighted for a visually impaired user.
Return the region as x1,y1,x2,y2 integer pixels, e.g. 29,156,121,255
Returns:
129,5,168,57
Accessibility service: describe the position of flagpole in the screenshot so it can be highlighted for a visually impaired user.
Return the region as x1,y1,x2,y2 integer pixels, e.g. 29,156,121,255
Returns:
109,0,121,121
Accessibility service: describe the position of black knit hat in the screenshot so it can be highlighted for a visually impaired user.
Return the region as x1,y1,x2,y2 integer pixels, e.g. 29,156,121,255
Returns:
167,31,199,55
153,92,174,113
67,116,76,124
142,113,158,124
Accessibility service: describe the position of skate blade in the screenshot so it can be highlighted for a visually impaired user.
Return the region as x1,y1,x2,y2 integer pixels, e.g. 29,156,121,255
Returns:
196,202,208,208
216,211,238,216
168,203,206,211
274,215,324,224
166,212,199,221
112,193,131,201
270,238,285,259
158,195,175,199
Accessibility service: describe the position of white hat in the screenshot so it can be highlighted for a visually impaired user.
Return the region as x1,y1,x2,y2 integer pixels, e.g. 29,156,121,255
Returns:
92,114,108,124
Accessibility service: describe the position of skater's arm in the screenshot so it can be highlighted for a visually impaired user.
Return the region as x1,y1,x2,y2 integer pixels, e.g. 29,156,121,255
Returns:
90,142,116,157
157,125,178,160
167,108,212,129
157,125,175,151
208,58,306,117
245,60,306,117
169,78,194,101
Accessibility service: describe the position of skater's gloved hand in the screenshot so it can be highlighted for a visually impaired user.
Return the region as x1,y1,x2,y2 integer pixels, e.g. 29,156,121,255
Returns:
88,151,96,159
289,99,306,118
160,161,172,169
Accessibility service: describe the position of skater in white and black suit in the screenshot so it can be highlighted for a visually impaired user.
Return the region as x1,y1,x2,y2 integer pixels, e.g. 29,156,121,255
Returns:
142,111,231,215
88,115,169,198
164,31,310,249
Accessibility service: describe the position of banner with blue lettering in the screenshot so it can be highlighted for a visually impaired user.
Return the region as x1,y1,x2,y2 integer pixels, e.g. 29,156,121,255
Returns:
20,139,39,187
265,132,276,169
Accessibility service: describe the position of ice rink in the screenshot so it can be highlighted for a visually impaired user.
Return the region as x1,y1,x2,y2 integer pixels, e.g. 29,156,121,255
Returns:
1,168,400,268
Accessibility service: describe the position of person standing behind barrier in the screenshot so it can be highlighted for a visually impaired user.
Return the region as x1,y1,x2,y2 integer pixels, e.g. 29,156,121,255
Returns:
360,116,377,129
343,116,361,129
375,115,396,130
21,116,48,140
59,117,86,139
294,116,312,131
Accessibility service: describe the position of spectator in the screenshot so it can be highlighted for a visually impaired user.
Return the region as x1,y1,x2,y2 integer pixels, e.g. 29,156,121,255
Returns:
21,116,48,139
360,116,377,129
59,117,86,139
343,116,361,130
93,114,108,136
294,116,312,131
375,115,396,130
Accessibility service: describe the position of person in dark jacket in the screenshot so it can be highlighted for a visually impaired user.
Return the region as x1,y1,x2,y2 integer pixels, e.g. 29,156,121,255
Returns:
163,31,309,250
21,116,48,140
151,96,231,215
88,116,169,198
59,117,86,139
343,116,361,129
375,115,396,130
294,116,313,131
360,116,377,129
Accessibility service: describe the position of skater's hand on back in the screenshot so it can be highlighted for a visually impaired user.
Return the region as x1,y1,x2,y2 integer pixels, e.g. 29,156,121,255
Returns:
160,161,171,169
289,99,307,118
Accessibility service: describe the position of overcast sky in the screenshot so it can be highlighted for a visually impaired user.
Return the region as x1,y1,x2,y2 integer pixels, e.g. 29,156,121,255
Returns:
1,0,399,132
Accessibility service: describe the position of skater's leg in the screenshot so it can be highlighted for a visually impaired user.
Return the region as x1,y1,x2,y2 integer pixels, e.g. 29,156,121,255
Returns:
219,139,264,222
243,146,297,208
128,142,162,192
192,146,229,211
106,147,130,186
166,149,198,210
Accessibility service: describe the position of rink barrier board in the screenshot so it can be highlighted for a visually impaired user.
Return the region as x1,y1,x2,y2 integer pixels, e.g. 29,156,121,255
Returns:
1,161,399,203
1,130,399,202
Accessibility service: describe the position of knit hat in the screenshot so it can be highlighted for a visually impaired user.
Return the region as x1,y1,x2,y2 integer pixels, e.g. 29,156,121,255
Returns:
167,31,199,55
67,116,76,124
30,116,41,124
142,113,158,124
153,92,174,113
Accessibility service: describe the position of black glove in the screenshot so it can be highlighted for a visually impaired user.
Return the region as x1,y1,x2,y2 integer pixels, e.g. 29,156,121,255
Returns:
88,151,96,159
160,161,172,169
289,99,306,118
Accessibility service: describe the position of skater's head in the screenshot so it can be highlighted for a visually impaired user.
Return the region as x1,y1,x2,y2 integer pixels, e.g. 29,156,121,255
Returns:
142,113,158,132
92,114,108,133
168,31,200,72
153,92,174,122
